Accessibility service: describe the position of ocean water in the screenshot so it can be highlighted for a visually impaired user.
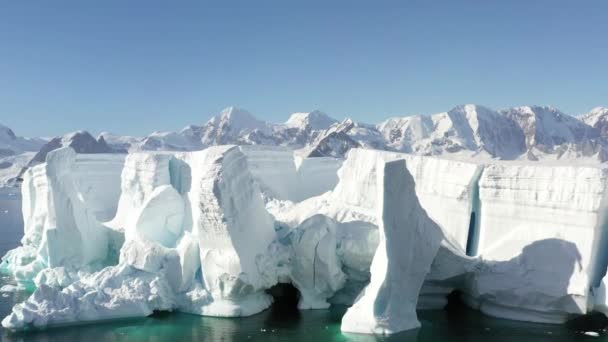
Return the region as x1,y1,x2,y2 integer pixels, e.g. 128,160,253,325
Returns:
0,192,607,342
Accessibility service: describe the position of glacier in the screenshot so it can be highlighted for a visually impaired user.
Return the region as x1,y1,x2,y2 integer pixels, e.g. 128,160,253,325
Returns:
2,145,608,335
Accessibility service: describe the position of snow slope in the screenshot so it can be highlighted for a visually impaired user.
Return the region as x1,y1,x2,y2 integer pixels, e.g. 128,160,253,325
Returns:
378,105,526,159
0,124,45,155
581,107,608,139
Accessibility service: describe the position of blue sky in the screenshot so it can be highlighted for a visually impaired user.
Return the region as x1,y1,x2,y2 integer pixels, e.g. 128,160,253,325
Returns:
1,1,607,137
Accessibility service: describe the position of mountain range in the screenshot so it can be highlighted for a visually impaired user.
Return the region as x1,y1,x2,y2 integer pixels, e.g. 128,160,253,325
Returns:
129,104,608,162
2,104,608,186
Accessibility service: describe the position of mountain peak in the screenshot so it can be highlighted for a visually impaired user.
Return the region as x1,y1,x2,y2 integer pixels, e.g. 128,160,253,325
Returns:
581,107,608,126
207,107,269,133
285,110,338,130
0,124,17,141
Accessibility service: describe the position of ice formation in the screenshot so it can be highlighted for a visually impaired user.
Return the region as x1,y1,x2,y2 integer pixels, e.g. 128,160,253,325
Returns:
3,144,608,335
341,159,442,334
466,163,608,323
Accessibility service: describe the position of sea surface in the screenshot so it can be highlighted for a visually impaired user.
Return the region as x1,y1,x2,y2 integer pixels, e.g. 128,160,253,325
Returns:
0,191,607,341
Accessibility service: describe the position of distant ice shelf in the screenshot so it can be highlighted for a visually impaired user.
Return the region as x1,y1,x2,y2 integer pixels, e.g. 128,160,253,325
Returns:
2,145,608,335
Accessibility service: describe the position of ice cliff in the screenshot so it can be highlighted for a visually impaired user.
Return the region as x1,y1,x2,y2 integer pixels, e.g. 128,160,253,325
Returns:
3,145,608,335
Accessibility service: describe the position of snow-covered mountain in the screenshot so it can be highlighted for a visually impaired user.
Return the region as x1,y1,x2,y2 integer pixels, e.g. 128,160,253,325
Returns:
124,104,608,162
285,110,338,130
0,124,45,156
0,124,46,187
98,132,142,152
134,107,339,152
378,105,526,159
0,131,127,186
28,130,124,167
581,107,608,139
137,107,274,151
3,103,608,188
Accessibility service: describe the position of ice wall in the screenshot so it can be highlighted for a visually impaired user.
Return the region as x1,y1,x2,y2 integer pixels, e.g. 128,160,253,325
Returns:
240,145,341,202
401,155,483,251
71,154,125,221
295,155,342,200
1,149,124,284
304,149,481,249
106,152,173,236
341,159,442,335
269,149,480,312
467,164,608,323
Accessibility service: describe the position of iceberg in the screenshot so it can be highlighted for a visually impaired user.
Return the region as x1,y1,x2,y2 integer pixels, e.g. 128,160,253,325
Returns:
3,145,608,335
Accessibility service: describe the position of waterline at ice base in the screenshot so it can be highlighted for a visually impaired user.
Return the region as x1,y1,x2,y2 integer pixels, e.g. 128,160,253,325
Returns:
3,145,608,335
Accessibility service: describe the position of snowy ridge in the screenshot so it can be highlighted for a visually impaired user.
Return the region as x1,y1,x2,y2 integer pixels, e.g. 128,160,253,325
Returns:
123,104,608,163
581,107,608,139
285,110,337,130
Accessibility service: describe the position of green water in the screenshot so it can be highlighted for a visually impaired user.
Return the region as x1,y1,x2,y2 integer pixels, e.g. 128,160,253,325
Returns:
2,295,607,342
1,194,608,341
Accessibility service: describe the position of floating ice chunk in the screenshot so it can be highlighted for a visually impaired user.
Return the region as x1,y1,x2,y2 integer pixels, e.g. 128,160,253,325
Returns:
1,265,175,330
120,239,183,292
0,246,42,284
341,158,443,335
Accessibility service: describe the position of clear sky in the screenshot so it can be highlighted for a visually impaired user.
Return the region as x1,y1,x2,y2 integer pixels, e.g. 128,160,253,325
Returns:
1,0,607,137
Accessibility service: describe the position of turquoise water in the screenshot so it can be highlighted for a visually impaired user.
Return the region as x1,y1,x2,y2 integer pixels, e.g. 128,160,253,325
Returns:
1,193,607,341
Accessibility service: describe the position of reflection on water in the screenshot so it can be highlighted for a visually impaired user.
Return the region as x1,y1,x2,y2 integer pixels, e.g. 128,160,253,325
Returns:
2,304,605,342
1,192,607,341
